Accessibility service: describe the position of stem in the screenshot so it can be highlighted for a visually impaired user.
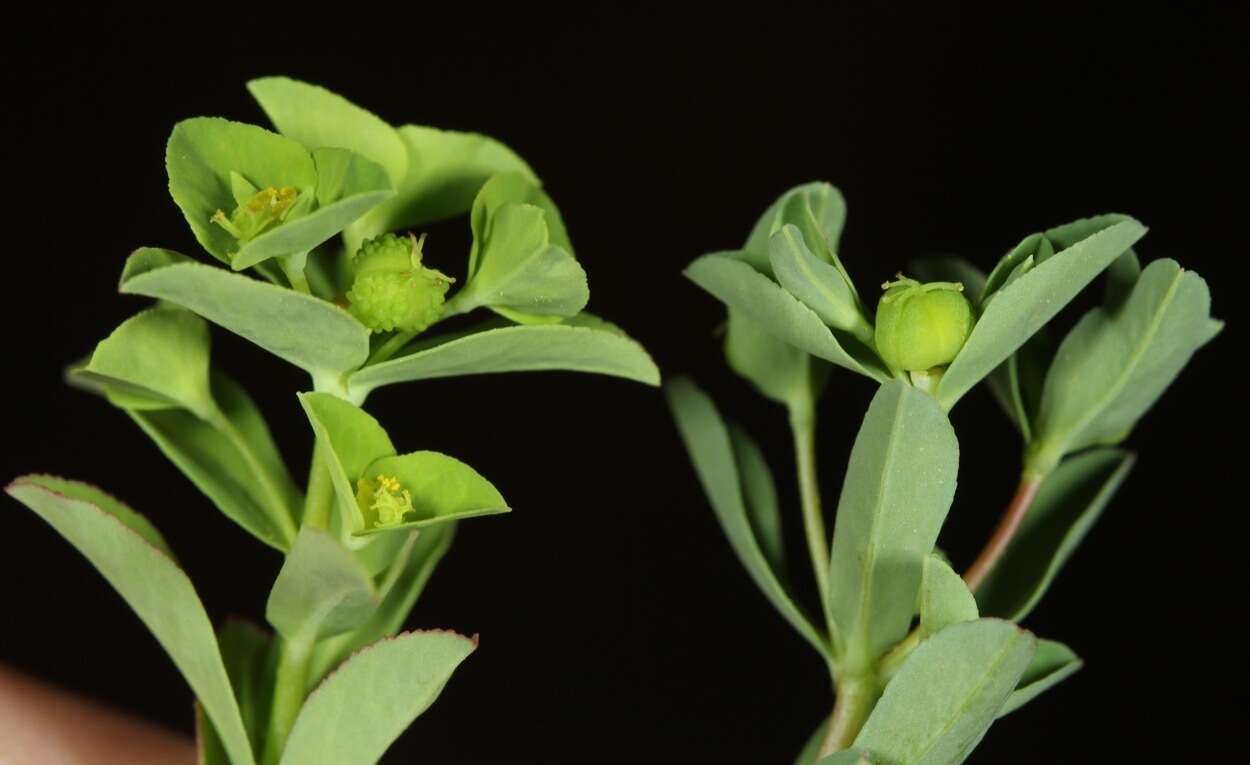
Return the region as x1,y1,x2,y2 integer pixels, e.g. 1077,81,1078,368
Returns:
261,638,312,765
789,396,835,642
963,473,1044,592
367,329,418,366
818,675,879,756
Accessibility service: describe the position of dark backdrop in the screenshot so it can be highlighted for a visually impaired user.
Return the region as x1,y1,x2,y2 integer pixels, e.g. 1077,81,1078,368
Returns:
3,6,1246,763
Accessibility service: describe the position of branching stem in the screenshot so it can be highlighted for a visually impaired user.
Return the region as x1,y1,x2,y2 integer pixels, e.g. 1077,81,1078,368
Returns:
963,474,1044,592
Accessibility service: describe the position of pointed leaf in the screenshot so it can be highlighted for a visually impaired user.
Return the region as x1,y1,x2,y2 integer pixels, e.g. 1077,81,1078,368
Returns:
997,639,1082,718
355,451,508,535
167,117,317,265
468,171,572,274
936,219,1147,409
854,619,1036,765
744,182,847,274
348,320,659,398
828,381,959,671
247,77,409,185
267,527,379,644
666,378,829,656
686,253,890,382
1032,259,1218,469
919,555,978,640
729,423,786,576
770,224,870,338
278,630,476,765
977,448,1134,621
121,250,371,376
6,477,255,765
724,307,820,407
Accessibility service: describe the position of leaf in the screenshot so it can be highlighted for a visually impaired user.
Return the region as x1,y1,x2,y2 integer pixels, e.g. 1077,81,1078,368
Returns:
817,753,874,765
120,250,371,376
468,171,572,273
792,718,830,765
347,124,536,249
6,476,255,765
1032,259,1219,469
247,77,409,186
449,201,588,318
267,527,379,645
77,307,216,419
298,393,396,539
125,373,300,551
355,451,509,535
347,320,660,398
770,224,870,338
724,307,821,407
935,219,1147,410
231,147,394,270
278,630,476,765
744,182,847,275
310,524,455,682
666,378,829,656
196,703,230,765
909,256,987,303
854,619,1036,765
997,639,1082,718
728,423,786,576
918,555,978,640
167,117,318,265
977,448,1134,621
685,253,890,382
827,381,959,672
216,619,276,753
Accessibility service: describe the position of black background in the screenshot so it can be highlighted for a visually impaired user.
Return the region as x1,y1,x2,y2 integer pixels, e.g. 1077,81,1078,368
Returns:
2,6,1246,763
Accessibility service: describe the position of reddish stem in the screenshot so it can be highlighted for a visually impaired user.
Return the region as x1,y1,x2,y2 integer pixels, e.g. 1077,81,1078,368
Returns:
963,476,1042,592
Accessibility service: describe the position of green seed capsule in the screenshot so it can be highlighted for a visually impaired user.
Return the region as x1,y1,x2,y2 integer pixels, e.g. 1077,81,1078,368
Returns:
346,233,454,333
874,275,974,372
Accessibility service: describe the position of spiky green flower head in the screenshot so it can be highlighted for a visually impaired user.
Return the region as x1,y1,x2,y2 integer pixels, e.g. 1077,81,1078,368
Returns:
874,275,974,372
347,233,454,333
356,474,414,528
210,186,299,248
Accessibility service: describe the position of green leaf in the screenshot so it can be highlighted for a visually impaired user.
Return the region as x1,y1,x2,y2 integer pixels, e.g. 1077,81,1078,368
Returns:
997,639,1082,718
267,527,379,645
449,201,588,318
468,171,572,273
685,253,890,382
310,524,455,682
216,619,276,754
666,378,829,657
6,476,255,765
231,147,394,271
347,124,536,250
1031,259,1219,471
854,619,1036,765
298,393,396,539
770,225,871,340
935,219,1147,410
120,250,371,376
167,117,317,265
77,307,216,419
729,423,786,576
196,703,230,765
919,555,978,640
744,182,848,275
816,753,874,765
348,320,659,398
278,630,476,765
977,449,1134,621
247,77,409,186
909,256,987,303
125,373,300,551
355,452,509,535
828,381,959,672
724,308,821,407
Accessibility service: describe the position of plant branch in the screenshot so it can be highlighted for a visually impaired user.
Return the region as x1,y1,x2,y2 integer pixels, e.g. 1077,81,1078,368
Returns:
818,675,878,756
789,396,835,644
963,473,1043,592
261,637,312,765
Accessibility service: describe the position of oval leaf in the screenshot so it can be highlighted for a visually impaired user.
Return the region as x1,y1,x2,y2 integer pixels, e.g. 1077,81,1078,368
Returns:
997,638,1082,718
977,448,1134,621
854,619,1036,765
828,381,959,672
120,250,371,376
267,527,378,645
919,555,978,640
6,476,255,765
666,377,829,657
356,451,508,535
770,224,871,339
724,307,821,407
278,630,476,765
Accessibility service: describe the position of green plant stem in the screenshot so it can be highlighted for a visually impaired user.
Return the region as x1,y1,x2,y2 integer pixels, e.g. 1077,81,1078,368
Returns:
963,473,1044,592
261,637,312,765
789,396,834,643
818,675,879,756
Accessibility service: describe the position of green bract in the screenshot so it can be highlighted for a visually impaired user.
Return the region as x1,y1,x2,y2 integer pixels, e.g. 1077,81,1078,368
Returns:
8,77,657,765
672,182,1219,762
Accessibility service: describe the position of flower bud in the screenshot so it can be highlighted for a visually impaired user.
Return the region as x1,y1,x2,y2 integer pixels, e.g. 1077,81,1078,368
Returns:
356,474,414,528
874,275,974,372
347,233,454,333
